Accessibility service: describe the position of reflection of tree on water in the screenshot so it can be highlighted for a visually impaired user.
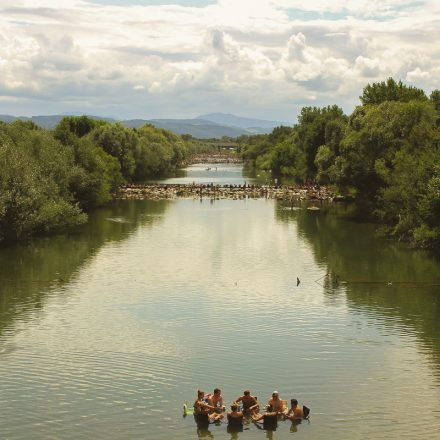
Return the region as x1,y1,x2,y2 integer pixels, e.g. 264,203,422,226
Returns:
275,201,440,369
0,200,170,339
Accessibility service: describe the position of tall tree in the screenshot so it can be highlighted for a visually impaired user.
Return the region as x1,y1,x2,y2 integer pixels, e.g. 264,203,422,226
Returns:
360,77,427,105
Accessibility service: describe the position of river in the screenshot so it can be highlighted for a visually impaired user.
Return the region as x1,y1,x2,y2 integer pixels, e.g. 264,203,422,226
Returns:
0,164,439,439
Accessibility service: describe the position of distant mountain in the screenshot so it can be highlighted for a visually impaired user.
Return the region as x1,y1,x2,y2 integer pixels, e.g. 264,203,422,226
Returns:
134,119,247,138
0,114,21,124
197,112,288,130
0,114,116,129
0,112,288,138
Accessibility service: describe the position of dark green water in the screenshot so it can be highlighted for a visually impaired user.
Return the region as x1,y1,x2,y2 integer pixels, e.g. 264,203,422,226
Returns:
1,164,439,439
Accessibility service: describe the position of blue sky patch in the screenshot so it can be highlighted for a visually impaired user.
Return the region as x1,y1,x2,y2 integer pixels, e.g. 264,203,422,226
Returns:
287,8,349,21
287,1,425,22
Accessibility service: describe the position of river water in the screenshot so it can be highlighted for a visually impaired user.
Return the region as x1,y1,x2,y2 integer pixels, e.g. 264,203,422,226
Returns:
1,164,439,439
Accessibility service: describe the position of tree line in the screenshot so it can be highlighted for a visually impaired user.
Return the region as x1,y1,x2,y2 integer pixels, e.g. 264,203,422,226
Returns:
240,78,440,248
0,117,211,243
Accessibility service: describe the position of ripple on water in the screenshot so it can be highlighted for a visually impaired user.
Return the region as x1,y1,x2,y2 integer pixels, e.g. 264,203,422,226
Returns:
1,198,440,439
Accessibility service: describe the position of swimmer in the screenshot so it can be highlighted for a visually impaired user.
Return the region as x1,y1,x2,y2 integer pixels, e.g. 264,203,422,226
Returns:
194,389,224,423
285,399,307,420
194,390,216,416
227,404,244,426
206,388,225,412
267,391,284,414
234,390,258,412
251,404,278,427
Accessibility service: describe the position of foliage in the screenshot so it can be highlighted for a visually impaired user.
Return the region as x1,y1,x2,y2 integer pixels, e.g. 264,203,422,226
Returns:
68,137,123,208
88,121,197,181
55,116,123,208
0,115,203,243
241,107,347,182
89,123,138,180
294,105,347,181
430,90,440,112
240,78,440,247
54,115,106,144
0,122,86,242
340,100,438,242
360,77,427,105
239,126,294,170
135,125,191,178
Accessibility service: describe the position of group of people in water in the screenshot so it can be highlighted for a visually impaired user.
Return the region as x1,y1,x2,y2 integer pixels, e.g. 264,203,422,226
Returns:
192,389,309,429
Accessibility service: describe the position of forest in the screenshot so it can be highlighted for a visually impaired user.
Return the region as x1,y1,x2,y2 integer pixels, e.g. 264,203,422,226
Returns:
239,78,440,248
0,117,209,243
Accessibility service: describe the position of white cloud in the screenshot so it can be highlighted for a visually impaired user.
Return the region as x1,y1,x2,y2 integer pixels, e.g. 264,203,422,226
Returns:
0,0,439,120
406,67,430,83
354,56,381,78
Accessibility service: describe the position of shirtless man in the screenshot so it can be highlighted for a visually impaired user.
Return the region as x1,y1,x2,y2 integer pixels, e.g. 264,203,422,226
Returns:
285,399,305,420
251,404,278,427
206,388,225,412
227,404,244,426
193,390,223,422
267,391,284,414
234,390,258,412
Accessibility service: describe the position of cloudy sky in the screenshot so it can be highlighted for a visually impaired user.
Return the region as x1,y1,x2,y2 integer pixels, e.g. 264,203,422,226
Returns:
0,0,439,122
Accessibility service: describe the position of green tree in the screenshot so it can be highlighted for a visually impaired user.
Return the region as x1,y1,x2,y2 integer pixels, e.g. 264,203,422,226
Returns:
89,123,137,180
430,90,440,112
54,117,123,208
0,123,86,242
336,100,438,230
68,137,123,208
360,77,427,105
314,118,347,183
54,116,106,143
294,105,347,180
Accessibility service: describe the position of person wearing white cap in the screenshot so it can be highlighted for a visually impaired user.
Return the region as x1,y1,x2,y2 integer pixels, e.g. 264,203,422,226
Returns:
267,391,284,413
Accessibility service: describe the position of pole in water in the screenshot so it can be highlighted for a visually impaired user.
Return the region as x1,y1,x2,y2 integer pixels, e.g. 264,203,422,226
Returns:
297,277,300,286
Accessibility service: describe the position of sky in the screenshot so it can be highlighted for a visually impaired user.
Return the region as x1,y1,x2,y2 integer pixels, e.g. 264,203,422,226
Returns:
0,0,439,122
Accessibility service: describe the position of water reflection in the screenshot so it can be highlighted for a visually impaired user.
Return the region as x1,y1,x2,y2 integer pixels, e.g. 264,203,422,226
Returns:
226,424,243,439
274,201,440,370
0,200,171,339
1,193,440,439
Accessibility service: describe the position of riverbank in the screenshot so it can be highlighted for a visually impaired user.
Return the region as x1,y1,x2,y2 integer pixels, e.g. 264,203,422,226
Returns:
116,183,339,201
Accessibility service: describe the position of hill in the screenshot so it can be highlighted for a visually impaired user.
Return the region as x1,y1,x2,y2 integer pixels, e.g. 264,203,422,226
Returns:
0,113,288,138
197,112,287,130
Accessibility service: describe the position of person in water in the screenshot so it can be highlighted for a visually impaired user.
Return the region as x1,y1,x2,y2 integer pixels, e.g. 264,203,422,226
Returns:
267,391,285,413
206,388,225,412
234,390,258,412
194,390,223,422
227,404,244,426
251,404,278,427
285,399,307,420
